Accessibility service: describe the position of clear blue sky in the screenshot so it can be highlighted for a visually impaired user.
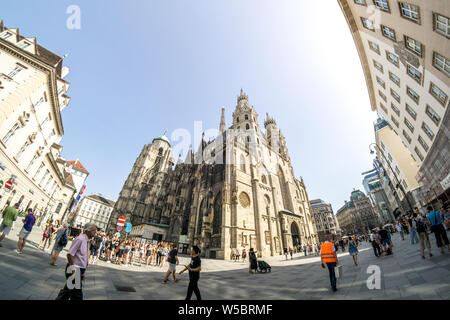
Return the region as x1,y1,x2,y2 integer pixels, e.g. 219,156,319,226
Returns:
2,0,377,213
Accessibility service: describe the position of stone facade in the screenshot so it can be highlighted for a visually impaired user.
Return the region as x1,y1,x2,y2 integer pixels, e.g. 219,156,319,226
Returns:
107,90,319,259
336,190,380,235
310,199,339,242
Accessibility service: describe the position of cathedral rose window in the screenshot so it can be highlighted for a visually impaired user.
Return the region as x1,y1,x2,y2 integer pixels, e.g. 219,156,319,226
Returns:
239,192,251,208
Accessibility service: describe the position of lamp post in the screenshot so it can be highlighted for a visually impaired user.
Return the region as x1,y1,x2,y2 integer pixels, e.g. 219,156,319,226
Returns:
369,143,414,215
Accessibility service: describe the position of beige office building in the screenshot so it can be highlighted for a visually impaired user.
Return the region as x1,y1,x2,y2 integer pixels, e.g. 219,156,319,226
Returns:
338,1,450,208
0,21,76,221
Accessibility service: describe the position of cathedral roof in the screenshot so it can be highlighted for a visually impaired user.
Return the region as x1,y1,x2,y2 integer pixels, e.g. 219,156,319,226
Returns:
153,134,171,146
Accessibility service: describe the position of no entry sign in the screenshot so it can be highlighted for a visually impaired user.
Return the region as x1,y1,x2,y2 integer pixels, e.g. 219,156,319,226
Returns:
117,216,126,226
5,180,12,189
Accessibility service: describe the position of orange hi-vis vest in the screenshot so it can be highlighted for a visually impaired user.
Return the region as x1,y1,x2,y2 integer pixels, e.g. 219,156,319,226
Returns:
321,242,337,263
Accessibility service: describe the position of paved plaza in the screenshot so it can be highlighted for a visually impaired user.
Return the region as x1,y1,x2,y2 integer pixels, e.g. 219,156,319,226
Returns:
0,226,450,300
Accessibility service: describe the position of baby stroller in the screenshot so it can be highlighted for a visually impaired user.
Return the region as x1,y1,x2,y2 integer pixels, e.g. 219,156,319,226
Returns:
257,260,272,273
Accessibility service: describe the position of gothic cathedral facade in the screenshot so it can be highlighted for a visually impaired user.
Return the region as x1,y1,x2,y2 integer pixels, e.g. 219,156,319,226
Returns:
107,90,319,259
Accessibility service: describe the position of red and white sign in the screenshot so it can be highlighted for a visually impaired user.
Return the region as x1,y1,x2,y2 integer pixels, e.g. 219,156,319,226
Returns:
5,181,12,189
117,216,126,226
116,226,122,232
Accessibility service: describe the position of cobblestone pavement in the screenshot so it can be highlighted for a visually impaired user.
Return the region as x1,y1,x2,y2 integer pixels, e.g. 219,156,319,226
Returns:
0,224,449,300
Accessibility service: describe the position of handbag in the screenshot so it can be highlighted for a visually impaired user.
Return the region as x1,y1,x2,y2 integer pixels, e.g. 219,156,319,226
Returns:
334,265,343,278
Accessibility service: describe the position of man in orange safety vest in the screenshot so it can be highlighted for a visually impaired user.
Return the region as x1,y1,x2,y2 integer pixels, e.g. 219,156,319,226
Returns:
320,235,339,292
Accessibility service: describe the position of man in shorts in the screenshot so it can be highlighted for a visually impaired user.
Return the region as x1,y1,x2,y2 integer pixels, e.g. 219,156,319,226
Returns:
163,244,179,283
16,208,36,254
0,203,19,246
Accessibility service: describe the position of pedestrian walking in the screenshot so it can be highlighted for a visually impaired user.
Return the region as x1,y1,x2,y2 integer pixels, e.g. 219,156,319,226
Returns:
370,231,381,257
289,247,293,260
426,205,450,254
0,203,19,247
303,244,308,256
89,232,102,265
242,248,247,263
283,247,288,260
50,223,69,266
163,244,179,283
396,222,405,240
179,246,202,300
248,247,257,274
55,223,97,300
320,235,338,292
39,220,54,250
16,208,36,254
416,215,432,259
348,236,359,266
408,218,419,245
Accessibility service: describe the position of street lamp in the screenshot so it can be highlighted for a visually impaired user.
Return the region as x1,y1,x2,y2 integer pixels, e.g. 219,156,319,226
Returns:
369,143,414,214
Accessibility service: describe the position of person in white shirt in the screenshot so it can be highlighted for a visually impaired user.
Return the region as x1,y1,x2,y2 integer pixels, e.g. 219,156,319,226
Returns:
396,222,404,240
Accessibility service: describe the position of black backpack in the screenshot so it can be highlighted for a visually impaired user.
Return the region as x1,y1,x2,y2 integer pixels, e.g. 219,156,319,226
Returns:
59,231,68,247
416,219,426,233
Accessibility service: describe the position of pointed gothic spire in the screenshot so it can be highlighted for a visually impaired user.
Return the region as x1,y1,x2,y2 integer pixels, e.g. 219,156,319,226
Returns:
219,107,226,134
184,144,193,164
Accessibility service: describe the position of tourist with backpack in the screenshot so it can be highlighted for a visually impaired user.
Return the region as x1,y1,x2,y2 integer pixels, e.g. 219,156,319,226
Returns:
426,205,450,254
50,223,69,266
416,215,432,259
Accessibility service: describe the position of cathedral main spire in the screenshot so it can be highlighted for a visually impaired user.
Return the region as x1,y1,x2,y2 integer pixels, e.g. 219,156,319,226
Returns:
219,107,226,134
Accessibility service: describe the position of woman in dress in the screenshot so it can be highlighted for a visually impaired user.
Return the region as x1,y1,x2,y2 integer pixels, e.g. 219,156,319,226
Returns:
160,245,168,268
39,220,53,250
46,220,59,251
50,223,69,266
241,248,247,263
249,248,258,274
349,236,359,266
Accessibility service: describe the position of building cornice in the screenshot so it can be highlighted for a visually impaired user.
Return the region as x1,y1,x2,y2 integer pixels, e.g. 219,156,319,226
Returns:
338,0,377,111
0,39,65,135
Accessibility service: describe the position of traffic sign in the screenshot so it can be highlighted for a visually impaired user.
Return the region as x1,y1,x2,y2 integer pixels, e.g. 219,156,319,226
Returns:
116,226,122,231
5,180,12,189
117,216,126,225
125,222,132,233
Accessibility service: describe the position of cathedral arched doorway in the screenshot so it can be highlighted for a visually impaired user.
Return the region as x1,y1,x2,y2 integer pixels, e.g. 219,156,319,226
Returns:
291,222,301,247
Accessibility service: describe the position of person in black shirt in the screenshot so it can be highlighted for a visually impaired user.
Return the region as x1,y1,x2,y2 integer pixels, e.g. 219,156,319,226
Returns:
163,244,179,283
179,246,202,300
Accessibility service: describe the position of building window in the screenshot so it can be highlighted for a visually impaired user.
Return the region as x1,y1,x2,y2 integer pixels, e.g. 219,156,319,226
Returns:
373,60,384,73
236,117,239,123
361,17,375,31
390,88,400,103
380,103,388,114
25,153,39,172
395,166,400,175
354,0,367,5
388,72,400,87
376,76,385,88
404,36,423,57
404,118,414,133
368,41,380,54
406,86,419,104
429,82,448,106
0,30,13,40
421,122,434,141
373,0,389,11
2,123,20,144
379,90,387,102
433,52,450,77
15,140,31,160
245,124,250,130
425,105,441,126
433,13,450,38
414,147,424,161
390,103,400,116
7,65,23,78
402,130,412,144
386,51,399,67
387,153,393,162
17,41,31,50
399,2,420,23
381,25,396,41
390,116,399,128
405,103,417,120
33,163,44,179
418,135,429,152
407,64,422,83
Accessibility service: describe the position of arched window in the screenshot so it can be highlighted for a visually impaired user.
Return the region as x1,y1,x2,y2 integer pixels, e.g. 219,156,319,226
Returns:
240,154,246,173
140,190,147,202
55,203,62,214
246,136,250,142
213,193,222,235
237,117,239,123
196,199,205,235
278,166,293,211
158,148,163,156
299,206,303,214
246,124,250,130
245,115,249,120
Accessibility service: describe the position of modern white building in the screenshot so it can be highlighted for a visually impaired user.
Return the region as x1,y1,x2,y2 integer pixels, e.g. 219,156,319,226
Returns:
72,194,115,231
0,21,76,222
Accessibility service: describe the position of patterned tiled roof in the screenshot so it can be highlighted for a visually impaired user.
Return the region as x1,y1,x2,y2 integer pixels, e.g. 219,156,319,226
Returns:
66,160,89,174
